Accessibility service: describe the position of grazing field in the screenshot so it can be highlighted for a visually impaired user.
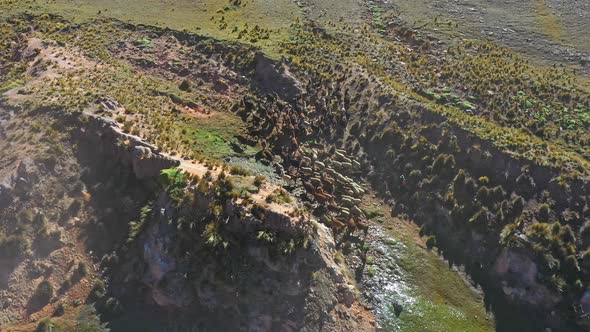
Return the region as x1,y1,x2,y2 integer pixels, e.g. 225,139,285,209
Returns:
0,0,302,55
385,0,590,69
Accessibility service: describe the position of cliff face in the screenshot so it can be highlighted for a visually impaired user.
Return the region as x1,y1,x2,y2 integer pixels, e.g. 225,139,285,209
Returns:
63,111,373,331
104,181,372,331
78,113,180,179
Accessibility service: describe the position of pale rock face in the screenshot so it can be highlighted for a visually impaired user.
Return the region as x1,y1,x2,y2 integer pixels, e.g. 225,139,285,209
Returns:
494,248,560,308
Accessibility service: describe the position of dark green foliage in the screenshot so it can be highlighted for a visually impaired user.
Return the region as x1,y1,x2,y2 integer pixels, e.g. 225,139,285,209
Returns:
490,185,505,202
464,177,478,198
127,204,153,243
75,262,89,279
91,280,107,300
61,278,72,290
475,186,490,204
511,196,525,217
0,233,28,259
580,220,590,247
515,173,536,197
33,280,53,306
581,249,590,271
380,123,404,146
407,169,422,188
559,224,576,244
538,203,551,222
179,79,192,92
425,236,437,249
527,223,550,241
452,170,466,194
500,223,519,247
159,168,188,189
253,175,265,187
432,153,456,177
104,297,123,316
563,255,580,276
229,165,251,176
52,303,65,317
551,222,561,236
469,207,492,228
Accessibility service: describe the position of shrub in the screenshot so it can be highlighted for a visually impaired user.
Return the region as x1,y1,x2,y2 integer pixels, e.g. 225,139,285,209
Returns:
476,186,490,204
36,318,54,332
75,262,89,279
515,173,536,197
33,280,53,306
265,188,292,204
256,230,276,243
469,207,492,228
464,178,478,197
179,79,192,92
253,175,265,187
490,186,505,202
563,255,580,275
216,177,236,201
511,196,525,217
76,305,109,332
580,220,590,247
432,154,455,177
478,176,489,185
61,278,72,290
159,168,188,189
425,236,437,249
538,203,550,222
551,222,561,236
229,165,251,176
559,224,576,244
452,170,466,194
104,297,123,315
52,303,65,317
528,223,550,241
0,234,28,259
500,223,519,246
90,280,107,301
581,249,590,271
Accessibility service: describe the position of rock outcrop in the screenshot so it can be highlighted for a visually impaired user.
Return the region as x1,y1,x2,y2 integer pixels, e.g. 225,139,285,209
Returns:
78,112,179,179
254,54,306,101
108,179,371,331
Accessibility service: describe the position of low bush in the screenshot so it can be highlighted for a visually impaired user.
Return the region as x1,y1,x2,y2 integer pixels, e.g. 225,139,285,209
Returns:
33,280,53,306
0,233,28,259
36,318,54,332
425,236,437,249
538,203,550,222
229,165,251,176
253,175,265,187
179,79,192,92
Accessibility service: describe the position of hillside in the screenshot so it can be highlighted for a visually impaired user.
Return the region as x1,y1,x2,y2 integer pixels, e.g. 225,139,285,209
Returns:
0,0,589,331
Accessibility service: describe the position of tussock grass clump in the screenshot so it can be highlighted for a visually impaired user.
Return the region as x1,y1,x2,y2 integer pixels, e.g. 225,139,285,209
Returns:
265,188,292,204
33,280,54,306
229,165,251,176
